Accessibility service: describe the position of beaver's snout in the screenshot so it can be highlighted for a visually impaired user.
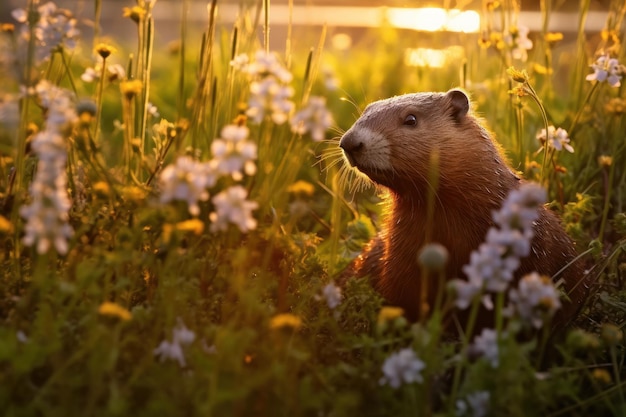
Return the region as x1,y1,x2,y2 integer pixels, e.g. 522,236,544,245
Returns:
339,131,364,167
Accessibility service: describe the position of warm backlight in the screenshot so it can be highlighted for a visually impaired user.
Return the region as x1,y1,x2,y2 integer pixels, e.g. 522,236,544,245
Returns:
387,7,480,33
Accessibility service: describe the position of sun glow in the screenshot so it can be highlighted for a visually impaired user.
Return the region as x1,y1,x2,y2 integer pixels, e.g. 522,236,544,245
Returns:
387,8,480,33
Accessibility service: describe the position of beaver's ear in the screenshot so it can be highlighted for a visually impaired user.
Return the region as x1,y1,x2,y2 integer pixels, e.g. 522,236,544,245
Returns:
446,89,470,121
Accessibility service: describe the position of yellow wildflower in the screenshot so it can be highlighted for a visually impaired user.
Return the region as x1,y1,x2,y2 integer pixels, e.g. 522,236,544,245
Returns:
287,180,315,197
533,64,553,75
175,219,205,235
486,1,500,11
598,155,613,167
93,181,111,197
96,43,116,59
591,368,612,385
120,185,147,203
269,313,302,330
508,86,528,97
478,32,491,49
123,6,146,23
377,306,404,324
120,80,143,99
507,66,529,83
98,301,132,321
0,215,13,233
544,32,563,45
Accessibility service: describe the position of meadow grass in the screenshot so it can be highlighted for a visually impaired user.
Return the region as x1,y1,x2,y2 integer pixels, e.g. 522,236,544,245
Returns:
0,0,625,416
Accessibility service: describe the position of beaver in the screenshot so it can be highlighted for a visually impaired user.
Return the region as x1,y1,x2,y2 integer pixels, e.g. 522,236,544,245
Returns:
339,88,589,331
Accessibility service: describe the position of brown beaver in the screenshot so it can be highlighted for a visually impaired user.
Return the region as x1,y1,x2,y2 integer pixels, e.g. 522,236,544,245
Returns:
339,88,590,331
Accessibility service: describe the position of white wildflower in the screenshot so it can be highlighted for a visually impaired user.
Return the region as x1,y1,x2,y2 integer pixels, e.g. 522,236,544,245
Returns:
20,81,75,255
536,126,574,153
210,124,257,181
322,282,342,309
471,328,499,368
511,25,533,62
586,54,623,87
12,2,80,63
230,53,249,71
322,67,340,91
454,183,546,307
245,50,295,125
450,276,482,310
456,391,491,417
81,59,126,84
290,96,334,141
154,319,195,368
379,347,426,389
508,272,561,329
158,156,217,216
209,185,258,233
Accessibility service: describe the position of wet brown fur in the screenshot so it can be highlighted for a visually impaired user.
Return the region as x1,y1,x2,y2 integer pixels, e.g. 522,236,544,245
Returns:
340,89,589,331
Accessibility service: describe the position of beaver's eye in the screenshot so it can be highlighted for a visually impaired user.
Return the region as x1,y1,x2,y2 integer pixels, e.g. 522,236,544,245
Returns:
403,114,417,126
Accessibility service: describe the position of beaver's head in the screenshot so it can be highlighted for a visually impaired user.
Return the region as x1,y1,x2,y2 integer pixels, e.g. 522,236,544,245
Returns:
339,89,478,194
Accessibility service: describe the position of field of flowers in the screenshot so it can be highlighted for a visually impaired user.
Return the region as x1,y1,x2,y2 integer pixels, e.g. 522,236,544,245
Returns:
0,0,625,415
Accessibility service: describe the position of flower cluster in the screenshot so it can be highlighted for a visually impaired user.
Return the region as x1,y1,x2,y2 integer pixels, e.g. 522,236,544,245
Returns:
11,2,80,63
536,125,574,153
456,391,491,417
321,282,342,309
20,80,76,255
80,57,126,83
158,156,217,216
290,96,334,141
158,121,259,233
210,124,257,181
508,272,561,329
153,319,196,367
238,51,295,124
209,185,258,233
451,183,547,309
470,328,500,368
379,347,425,389
510,25,533,62
586,54,624,87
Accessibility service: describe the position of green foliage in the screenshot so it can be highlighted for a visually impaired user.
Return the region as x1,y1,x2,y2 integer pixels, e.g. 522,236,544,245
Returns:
0,0,625,416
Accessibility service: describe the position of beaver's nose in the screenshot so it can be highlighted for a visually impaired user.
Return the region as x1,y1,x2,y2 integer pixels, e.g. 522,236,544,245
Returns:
339,130,364,167
339,131,364,154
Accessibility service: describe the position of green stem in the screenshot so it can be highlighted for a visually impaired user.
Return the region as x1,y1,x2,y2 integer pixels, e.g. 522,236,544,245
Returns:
598,152,616,242
450,295,482,404
93,56,107,145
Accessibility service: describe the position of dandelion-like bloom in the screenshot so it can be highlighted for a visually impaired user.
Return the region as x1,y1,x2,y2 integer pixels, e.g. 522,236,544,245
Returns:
321,282,342,309
245,50,295,124
290,96,334,141
209,185,258,233
536,125,574,153
158,156,217,216
470,328,499,368
379,348,426,389
153,318,196,367
586,54,623,87
508,272,561,329
11,2,80,63
210,124,257,181
269,313,302,330
511,25,533,62
98,301,132,321
456,391,491,417
20,81,75,255
451,183,546,309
